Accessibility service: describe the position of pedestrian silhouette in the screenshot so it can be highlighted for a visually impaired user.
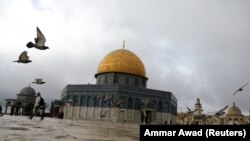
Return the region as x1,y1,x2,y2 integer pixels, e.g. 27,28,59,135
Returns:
29,92,46,120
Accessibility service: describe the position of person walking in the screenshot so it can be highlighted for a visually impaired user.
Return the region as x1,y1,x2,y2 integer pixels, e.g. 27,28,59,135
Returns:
29,92,45,120
0,105,2,115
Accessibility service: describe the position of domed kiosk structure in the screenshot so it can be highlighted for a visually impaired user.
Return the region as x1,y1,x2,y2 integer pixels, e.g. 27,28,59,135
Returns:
224,102,245,125
5,86,36,115
61,47,177,124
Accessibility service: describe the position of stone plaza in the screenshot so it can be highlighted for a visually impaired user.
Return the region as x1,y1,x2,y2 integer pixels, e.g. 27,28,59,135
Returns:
0,115,139,141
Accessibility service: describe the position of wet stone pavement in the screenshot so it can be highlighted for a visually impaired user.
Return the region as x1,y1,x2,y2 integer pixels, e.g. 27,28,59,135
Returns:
0,115,139,141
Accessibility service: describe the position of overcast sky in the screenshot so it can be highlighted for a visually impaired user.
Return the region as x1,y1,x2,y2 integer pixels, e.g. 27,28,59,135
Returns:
0,0,249,115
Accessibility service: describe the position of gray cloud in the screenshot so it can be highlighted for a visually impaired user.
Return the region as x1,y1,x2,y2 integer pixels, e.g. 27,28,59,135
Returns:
0,0,249,115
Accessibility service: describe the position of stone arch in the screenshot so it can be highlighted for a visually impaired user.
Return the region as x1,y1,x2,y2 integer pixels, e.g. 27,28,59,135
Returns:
79,95,86,118
101,94,108,107
94,96,101,107
234,118,239,125
73,95,79,106
80,95,86,106
87,95,93,107
240,118,244,124
228,118,233,125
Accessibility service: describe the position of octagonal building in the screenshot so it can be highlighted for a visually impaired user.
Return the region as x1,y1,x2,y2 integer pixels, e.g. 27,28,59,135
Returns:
61,48,177,124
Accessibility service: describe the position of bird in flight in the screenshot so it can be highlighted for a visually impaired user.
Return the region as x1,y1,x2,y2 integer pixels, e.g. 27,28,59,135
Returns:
207,105,228,117
233,83,248,95
32,78,46,84
26,26,49,50
186,106,197,114
13,51,31,63
214,105,228,116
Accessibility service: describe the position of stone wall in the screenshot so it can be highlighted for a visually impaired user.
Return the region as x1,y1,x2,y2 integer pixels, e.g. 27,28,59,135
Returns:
63,106,176,124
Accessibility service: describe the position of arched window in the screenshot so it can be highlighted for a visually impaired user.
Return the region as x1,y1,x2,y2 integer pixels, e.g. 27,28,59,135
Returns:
152,100,157,107
135,78,138,86
104,75,108,83
164,102,169,112
73,95,79,106
87,96,93,107
102,95,108,107
80,95,86,106
94,96,100,107
158,101,163,112
127,97,133,108
120,96,126,107
135,98,140,109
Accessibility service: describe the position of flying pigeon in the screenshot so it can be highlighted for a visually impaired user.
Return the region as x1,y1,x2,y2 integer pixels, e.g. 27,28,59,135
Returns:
32,78,46,84
13,51,32,63
26,27,49,50
186,106,198,114
214,105,228,116
233,83,248,95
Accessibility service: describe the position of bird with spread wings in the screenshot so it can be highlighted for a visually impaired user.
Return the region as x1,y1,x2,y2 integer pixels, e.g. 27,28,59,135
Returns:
207,105,228,117
214,105,228,116
26,26,49,50
32,78,46,84
186,106,198,114
13,51,32,63
233,83,248,95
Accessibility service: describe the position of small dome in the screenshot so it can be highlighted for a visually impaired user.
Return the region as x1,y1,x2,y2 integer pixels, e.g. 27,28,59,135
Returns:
19,87,36,96
226,103,242,116
96,49,146,78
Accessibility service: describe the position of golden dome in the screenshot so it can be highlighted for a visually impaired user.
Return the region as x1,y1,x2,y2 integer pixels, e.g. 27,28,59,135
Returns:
96,49,146,78
226,103,242,116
